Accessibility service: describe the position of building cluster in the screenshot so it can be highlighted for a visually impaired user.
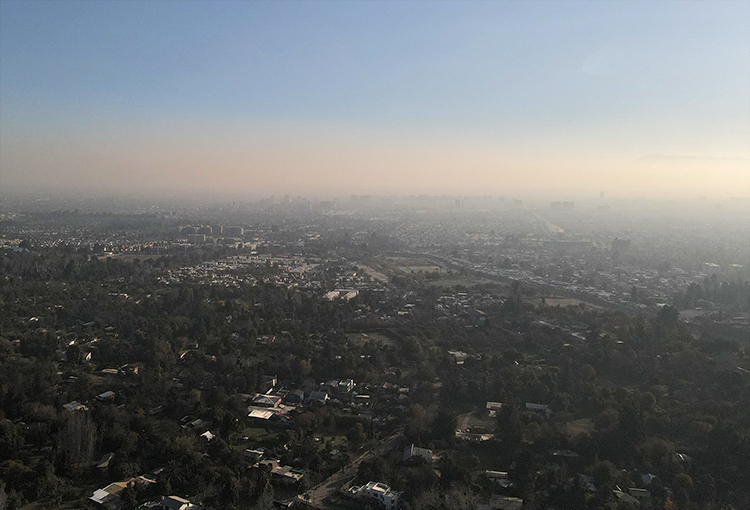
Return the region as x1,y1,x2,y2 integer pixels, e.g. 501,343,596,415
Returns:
90,470,202,510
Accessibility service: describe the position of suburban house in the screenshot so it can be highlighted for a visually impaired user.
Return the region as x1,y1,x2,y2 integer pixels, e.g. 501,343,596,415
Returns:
337,379,355,393
259,459,304,485
156,495,201,510
348,481,400,510
628,487,651,505
260,374,277,392
402,444,433,464
484,470,512,489
96,391,115,402
243,448,265,463
89,474,156,508
447,350,468,364
525,403,551,418
252,393,282,408
284,389,305,404
308,391,329,404
63,401,87,412
486,401,503,417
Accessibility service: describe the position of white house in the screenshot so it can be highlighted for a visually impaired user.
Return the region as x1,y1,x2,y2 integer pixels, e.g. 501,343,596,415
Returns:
349,481,400,510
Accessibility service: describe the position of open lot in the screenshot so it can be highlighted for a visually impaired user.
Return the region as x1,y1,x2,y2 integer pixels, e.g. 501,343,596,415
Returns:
456,411,497,433
397,265,447,274
345,331,394,347
561,418,595,438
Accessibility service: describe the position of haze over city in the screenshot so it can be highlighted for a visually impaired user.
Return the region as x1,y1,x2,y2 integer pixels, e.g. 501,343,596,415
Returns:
1,0,749,199
3,3,750,510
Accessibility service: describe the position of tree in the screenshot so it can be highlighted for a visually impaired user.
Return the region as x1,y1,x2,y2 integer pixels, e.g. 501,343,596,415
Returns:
57,412,96,476
121,482,137,510
673,473,693,505
497,404,522,447
347,423,365,446
656,305,679,327
431,410,455,442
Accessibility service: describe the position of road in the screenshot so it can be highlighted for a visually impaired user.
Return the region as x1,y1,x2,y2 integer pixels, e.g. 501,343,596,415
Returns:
534,213,565,234
456,412,472,431
391,250,654,318
298,432,402,509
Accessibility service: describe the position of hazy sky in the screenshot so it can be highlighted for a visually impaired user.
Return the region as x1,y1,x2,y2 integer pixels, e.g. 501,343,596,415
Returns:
1,0,748,198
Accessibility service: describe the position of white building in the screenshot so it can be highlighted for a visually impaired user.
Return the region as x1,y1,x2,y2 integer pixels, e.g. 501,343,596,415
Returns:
486,401,503,417
159,495,201,510
349,481,400,509
448,350,468,364
403,444,433,463
703,262,721,276
728,264,745,277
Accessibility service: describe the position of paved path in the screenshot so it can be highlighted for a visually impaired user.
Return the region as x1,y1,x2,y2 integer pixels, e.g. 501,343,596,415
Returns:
299,433,402,509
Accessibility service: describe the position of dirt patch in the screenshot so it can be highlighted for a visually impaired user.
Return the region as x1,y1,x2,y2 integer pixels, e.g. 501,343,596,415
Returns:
456,412,497,433
562,418,594,438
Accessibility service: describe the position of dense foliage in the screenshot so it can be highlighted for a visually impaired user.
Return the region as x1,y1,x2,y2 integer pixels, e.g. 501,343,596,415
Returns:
1,242,748,510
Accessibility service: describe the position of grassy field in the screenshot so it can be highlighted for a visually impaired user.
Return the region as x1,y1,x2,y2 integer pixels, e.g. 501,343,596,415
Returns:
345,331,394,347
371,256,488,288
397,265,448,274
237,426,283,445
105,253,162,262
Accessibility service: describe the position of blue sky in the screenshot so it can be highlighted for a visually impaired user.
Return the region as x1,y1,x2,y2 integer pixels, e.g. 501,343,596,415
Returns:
1,0,748,196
